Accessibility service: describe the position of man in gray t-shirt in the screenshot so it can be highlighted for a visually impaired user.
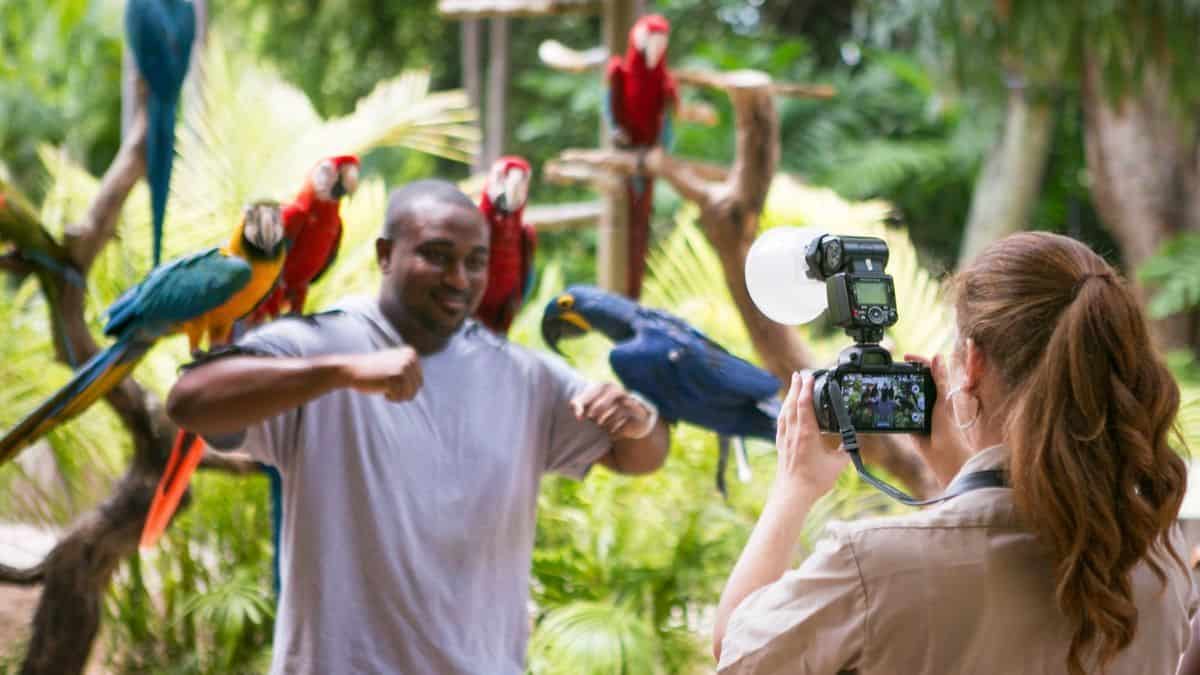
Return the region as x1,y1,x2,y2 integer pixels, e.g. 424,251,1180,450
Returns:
167,180,671,674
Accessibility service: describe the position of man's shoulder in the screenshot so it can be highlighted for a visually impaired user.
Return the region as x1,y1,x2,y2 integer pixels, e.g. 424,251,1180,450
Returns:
238,304,373,357
455,324,585,388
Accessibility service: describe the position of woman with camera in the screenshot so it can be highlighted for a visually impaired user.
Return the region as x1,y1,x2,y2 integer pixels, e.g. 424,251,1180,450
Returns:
713,232,1196,674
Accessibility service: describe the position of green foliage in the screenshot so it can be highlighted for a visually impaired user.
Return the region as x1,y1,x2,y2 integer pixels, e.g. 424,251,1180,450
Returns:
862,0,1200,104
1140,233,1200,320
0,0,122,197
103,472,276,674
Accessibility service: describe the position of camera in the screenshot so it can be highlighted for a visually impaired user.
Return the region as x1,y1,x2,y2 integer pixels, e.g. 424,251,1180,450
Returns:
803,234,935,434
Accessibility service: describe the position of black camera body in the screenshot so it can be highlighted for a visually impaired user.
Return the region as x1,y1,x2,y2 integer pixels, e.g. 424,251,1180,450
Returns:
804,234,935,434
812,345,935,434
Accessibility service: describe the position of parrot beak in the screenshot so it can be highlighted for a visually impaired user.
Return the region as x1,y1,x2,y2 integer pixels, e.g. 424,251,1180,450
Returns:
541,306,592,355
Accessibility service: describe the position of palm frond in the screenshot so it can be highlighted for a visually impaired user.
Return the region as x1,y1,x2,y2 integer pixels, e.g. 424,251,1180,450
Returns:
528,601,662,675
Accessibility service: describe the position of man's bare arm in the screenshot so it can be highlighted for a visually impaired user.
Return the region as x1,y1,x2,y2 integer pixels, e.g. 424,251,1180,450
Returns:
167,347,423,436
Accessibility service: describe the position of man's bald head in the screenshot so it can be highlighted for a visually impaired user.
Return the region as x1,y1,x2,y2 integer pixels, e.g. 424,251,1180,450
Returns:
383,179,480,240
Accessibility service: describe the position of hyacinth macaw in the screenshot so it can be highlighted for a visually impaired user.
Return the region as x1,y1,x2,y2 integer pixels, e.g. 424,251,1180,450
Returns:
125,0,197,268
604,14,678,298
0,202,284,467
541,285,780,497
247,155,360,324
475,156,536,335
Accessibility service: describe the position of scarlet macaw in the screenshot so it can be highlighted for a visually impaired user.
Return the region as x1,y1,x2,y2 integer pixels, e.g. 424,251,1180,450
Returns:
0,202,285,466
604,14,678,298
247,155,360,324
125,0,197,268
541,285,779,497
475,156,535,335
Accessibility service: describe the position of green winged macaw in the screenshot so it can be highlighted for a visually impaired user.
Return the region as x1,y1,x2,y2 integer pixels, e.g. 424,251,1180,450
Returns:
125,0,197,268
604,14,677,298
0,202,285,469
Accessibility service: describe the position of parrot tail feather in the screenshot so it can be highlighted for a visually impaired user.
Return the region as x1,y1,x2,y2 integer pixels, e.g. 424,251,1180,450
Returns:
625,178,654,299
0,336,147,465
140,430,206,549
146,96,179,269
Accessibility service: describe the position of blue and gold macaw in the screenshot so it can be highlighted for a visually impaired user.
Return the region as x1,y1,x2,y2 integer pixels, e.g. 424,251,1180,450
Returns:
125,0,197,268
0,202,285,470
541,285,781,497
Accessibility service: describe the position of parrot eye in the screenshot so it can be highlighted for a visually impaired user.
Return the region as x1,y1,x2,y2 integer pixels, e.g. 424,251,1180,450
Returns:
557,295,574,310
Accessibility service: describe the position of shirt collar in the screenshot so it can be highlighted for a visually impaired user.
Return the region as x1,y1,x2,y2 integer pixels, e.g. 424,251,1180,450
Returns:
951,444,1009,483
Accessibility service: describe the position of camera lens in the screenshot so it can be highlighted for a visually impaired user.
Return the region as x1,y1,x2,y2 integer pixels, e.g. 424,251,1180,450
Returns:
867,306,885,324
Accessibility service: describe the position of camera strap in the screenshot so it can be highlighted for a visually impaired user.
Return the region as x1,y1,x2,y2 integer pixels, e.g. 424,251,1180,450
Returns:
827,381,1006,506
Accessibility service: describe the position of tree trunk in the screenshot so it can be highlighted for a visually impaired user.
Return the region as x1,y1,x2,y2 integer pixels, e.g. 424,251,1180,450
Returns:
1081,59,1200,352
959,83,1056,262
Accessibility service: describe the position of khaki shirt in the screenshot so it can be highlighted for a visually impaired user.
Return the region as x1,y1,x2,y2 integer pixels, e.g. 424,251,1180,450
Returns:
718,445,1198,674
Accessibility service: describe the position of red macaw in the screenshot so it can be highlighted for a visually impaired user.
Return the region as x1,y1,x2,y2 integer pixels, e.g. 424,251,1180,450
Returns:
247,155,360,324
604,14,678,298
475,156,536,335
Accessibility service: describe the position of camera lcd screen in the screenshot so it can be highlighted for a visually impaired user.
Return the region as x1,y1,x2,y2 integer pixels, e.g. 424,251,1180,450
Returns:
854,279,889,305
837,372,927,431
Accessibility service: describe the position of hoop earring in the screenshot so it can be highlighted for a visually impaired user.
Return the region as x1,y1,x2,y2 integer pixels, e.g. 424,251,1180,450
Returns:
945,386,981,430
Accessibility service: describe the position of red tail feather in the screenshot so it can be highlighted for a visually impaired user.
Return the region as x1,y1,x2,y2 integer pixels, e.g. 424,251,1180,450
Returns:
139,430,206,549
626,178,654,299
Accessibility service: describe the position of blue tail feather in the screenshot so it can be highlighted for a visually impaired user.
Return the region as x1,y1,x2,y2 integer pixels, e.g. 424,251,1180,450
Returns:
146,96,178,268
0,334,150,463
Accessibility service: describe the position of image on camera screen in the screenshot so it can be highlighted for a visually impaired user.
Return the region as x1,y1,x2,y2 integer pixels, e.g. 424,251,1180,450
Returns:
838,373,927,431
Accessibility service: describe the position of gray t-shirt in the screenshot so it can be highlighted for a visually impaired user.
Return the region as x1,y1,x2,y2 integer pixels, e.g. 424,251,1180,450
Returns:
226,295,611,675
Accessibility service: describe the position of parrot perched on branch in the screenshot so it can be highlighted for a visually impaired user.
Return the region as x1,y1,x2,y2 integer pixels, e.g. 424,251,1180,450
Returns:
474,156,536,335
125,0,197,268
604,14,678,299
247,155,360,324
541,285,780,497
0,201,284,469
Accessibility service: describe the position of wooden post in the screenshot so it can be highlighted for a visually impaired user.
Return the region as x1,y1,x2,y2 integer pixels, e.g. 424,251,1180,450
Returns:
462,20,484,172
484,17,511,170
598,0,637,294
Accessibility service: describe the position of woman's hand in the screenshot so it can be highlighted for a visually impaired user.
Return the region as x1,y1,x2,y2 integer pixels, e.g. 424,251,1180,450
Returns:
773,372,849,500
903,354,974,487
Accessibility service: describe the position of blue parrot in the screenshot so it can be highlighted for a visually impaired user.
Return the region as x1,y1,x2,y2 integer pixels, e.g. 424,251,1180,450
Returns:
541,285,781,496
125,0,197,268
0,201,285,466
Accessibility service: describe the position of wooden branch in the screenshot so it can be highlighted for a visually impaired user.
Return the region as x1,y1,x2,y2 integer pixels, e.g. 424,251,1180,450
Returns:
0,561,45,586
677,101,718,127
439,0,601,19
546,69,935,497
0,250,35,277
538,39,608,73
536,43,837,102
524,201,603,231
674,69,835,99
